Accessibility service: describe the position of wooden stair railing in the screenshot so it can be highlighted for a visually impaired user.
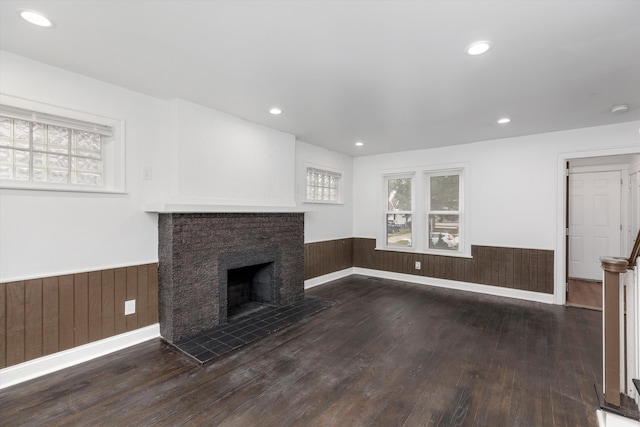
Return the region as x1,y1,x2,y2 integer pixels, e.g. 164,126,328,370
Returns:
600,229,640,408
600,256,628,407
628,229,640,269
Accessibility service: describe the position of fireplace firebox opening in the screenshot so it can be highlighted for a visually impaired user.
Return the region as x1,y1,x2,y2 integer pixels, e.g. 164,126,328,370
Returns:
227,262,275,320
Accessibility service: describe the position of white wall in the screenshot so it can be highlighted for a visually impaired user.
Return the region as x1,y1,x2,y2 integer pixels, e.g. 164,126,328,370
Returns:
168,99,296,207
0,52,352,281
295,141,353,242
2,49,638,284
354,121,640,250
0,52,166,281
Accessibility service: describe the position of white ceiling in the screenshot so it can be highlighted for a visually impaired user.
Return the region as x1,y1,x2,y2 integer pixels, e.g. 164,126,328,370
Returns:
1,0,639,156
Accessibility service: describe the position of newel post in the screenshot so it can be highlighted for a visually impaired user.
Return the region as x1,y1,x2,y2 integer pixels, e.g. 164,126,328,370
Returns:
600,256,629,407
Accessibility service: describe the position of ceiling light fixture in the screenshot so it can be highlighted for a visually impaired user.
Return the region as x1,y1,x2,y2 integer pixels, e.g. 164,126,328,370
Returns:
18,9,54,27
610,104,629,114
269,107,282,115
466,41,492,56
497,117,511,124
355,141,364,147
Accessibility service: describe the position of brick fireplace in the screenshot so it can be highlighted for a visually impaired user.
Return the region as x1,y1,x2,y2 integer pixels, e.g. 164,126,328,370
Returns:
158,212,305,343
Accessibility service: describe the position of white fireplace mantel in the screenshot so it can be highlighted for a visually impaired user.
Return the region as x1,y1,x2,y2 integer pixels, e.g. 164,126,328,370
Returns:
145,201,306,214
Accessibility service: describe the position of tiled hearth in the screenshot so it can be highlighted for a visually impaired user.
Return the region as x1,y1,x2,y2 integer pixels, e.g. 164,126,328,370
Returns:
174,296,334,363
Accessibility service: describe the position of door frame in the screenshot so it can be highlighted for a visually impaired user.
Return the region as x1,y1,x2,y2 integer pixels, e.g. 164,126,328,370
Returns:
555,148,636,305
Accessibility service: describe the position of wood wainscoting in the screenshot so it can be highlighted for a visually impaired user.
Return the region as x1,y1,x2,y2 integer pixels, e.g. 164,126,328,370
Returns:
4,239,553,369
305,238,554,295
353,238,554,294
304,238,354,280
0,263,159,369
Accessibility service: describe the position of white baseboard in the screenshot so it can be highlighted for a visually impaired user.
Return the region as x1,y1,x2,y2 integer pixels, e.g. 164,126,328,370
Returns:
351,268,556,304
0,324,160,389
304,268,355,289
597,410,640,427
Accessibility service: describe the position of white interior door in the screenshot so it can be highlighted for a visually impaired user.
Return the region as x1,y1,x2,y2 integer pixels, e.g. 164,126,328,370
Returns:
569,170,622,280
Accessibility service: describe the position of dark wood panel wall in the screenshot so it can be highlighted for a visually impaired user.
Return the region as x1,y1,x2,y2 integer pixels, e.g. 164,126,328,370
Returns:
2,240,553,370
304,238,353,280
306,238,554,295
0,263,158,369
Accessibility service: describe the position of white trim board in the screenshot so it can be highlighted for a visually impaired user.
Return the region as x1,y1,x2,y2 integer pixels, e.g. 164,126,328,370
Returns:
353,268,555,304
305,267,554,305
304,268,354,289
0,324,160,389
597,410,640,427
1,261,159,283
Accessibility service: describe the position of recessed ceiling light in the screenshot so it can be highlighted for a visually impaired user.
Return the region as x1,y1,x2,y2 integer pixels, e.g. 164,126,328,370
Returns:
18,9,54,27
269,107,282,115
355,141,364,147
610,104,629,114
466,41,492,56
497,117,511,124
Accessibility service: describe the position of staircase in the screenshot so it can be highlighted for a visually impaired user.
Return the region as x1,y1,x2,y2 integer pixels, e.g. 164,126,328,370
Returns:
597,230,640,425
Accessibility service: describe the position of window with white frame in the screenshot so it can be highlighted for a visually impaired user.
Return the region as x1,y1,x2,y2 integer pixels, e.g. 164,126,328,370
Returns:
0,103,124,192
305,166,342,203
385,175,413,248
426,171,462,252
381,167,466,255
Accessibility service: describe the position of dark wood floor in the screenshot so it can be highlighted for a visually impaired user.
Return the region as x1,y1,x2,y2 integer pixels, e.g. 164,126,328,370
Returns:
0,275,602,426
567,278,603,311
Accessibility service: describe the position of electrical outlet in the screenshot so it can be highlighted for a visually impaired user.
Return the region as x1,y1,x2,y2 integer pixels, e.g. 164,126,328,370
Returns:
415,261,421,270
125,299,136,315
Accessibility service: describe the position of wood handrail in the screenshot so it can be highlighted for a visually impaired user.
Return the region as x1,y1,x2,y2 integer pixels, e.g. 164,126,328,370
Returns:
600,256,629,408
628,229,640,269
599,230,639,408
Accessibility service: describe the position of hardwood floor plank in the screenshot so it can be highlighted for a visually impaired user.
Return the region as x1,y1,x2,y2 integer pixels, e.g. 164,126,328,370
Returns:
0,276,604,427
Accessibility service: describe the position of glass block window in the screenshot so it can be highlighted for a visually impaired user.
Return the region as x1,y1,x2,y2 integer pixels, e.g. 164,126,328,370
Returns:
305,167,342,203
0,106,112,188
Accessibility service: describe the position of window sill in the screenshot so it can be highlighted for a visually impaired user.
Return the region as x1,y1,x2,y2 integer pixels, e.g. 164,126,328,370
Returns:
375,246,473,259
303,200,344,206
0,182,127,195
